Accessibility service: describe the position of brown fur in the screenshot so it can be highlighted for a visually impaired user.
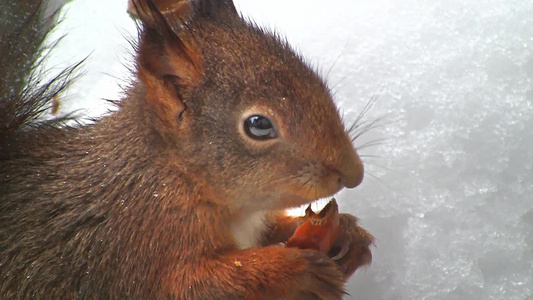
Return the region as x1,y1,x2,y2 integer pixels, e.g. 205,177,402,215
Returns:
0,0,373,299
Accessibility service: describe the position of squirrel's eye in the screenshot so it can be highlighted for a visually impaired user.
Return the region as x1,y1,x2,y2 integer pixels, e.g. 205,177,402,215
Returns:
244,115,278,140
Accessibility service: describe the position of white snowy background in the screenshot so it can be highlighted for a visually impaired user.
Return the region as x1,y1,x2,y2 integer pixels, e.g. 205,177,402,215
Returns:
43,0,533,299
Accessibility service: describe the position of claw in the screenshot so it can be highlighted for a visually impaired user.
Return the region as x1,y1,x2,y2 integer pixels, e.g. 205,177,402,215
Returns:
330,240,350,261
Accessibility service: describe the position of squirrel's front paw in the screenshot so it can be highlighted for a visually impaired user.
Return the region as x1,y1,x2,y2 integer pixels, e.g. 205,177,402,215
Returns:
328,213,374,278
294,249,346,300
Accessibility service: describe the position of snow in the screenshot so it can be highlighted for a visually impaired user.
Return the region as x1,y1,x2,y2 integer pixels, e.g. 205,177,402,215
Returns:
43,0,533,299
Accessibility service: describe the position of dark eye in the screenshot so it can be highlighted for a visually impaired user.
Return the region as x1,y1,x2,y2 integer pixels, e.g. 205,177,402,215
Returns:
244,115,278,140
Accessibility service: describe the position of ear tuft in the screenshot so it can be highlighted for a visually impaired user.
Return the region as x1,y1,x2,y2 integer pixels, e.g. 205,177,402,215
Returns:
132,0,203,128
128,0,193,20
192,0,237,19
133,0,200,74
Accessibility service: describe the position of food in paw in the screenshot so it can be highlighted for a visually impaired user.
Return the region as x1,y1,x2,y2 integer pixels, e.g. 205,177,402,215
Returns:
286,199,340,254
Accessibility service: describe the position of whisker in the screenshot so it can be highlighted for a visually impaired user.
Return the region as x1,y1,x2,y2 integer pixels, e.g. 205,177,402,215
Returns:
307,179,314,200
348,118,372,133
350,117,386,142
364,161,393,173
349,85,384,134
330,70,355,95
363,171,389,187
325,40,350,81
299,176,313,190
359,154,383,159
362,170,399,193
356,138,389,151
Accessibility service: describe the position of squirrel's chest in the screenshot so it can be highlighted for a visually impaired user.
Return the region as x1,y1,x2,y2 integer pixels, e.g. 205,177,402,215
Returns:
230,211,267,249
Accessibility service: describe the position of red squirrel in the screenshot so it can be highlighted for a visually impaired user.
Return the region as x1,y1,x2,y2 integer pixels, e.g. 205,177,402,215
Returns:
0,0,374,299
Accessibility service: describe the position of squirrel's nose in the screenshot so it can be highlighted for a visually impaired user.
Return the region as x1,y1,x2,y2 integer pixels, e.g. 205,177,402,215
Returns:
338,149,364,189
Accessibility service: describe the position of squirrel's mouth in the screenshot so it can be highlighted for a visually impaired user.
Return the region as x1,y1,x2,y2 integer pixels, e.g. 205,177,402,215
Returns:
285,197,333,217
275,178,343,210
277,189,339,212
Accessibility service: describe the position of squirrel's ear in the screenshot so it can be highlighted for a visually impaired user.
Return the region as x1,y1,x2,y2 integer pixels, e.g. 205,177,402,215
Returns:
133,0,202,126
192,0,238,19
128,0,237,23
128,0,192,22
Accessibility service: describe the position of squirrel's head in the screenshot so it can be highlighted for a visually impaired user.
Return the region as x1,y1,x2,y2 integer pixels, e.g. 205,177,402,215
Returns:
134,0,363,212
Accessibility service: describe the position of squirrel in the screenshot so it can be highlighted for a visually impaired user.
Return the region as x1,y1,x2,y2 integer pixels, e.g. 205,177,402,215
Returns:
0,0,374,299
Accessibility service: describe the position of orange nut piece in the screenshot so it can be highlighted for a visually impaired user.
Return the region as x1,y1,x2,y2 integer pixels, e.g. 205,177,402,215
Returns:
286,199,340,254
